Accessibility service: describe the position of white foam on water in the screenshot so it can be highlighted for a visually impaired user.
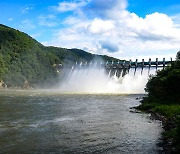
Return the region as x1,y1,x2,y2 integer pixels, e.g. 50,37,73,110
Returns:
29,117,74,128
53,117,74,122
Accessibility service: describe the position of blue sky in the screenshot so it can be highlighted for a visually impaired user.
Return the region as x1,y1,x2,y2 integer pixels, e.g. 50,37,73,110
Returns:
0,0,180,60
128,0,180,16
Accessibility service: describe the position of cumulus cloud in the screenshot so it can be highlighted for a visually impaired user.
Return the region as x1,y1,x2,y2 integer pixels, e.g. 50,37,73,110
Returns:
124,12,180,41
87,18,115,34
46,0,180,59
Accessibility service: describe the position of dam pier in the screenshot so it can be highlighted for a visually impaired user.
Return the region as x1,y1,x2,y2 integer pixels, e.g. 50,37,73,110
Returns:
57,58,173,77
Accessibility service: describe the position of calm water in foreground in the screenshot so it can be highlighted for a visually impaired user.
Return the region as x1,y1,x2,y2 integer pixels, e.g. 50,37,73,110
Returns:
0,90,162,153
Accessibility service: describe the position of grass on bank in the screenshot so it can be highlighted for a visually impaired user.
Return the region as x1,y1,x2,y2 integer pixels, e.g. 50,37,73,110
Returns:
137,101,180,118
137,98,180,153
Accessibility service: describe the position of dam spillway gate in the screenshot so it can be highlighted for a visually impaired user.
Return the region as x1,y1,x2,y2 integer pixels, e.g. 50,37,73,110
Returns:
57,58,173,78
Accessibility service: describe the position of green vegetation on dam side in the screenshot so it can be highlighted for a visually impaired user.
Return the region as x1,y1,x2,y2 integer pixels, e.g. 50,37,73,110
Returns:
137,51,180,153
0,24,119,88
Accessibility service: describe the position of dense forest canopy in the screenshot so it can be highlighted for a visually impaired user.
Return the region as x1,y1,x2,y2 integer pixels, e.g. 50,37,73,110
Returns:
0,24,119,88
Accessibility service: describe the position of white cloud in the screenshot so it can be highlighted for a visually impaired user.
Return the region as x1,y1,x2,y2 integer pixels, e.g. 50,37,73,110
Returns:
122,12,180,42
171,13,180,28
38,14,58,27
21,5,34,14
8,18,13,21
54,0,89,12
20,19,36,30
87,18,115,34
45,0,180,59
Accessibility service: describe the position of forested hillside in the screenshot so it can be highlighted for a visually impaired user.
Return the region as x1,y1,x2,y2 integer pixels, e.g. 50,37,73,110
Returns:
0,24,118,88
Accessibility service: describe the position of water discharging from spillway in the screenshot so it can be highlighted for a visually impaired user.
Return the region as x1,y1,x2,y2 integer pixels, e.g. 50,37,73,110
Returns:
58,64,157,93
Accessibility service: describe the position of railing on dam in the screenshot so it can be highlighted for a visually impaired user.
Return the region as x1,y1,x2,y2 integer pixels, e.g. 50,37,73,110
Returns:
64,58,172,69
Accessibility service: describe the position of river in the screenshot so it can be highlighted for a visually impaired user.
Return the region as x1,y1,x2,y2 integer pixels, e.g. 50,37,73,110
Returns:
0,90,162,153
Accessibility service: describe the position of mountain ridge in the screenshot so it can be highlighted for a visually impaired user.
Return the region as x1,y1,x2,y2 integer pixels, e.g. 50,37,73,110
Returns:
0,24,119,88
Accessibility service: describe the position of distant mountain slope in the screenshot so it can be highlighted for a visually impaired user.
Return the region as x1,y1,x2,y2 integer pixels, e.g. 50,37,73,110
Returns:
0,24,119,88
0,24,57,87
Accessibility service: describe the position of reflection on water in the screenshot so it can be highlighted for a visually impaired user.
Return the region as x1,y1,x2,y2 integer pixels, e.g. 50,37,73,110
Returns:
0,90,162,153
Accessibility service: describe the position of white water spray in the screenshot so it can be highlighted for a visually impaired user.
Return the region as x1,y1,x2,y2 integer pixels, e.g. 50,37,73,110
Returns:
57,64,157,94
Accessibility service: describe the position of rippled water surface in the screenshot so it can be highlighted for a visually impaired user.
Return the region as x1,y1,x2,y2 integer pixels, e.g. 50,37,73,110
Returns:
0,90,162,153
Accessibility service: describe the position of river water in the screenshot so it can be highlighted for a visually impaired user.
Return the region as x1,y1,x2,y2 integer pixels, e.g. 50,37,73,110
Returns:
0,90,162,153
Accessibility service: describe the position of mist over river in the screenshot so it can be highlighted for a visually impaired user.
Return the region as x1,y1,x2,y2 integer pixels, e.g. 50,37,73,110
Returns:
0,90,162,153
